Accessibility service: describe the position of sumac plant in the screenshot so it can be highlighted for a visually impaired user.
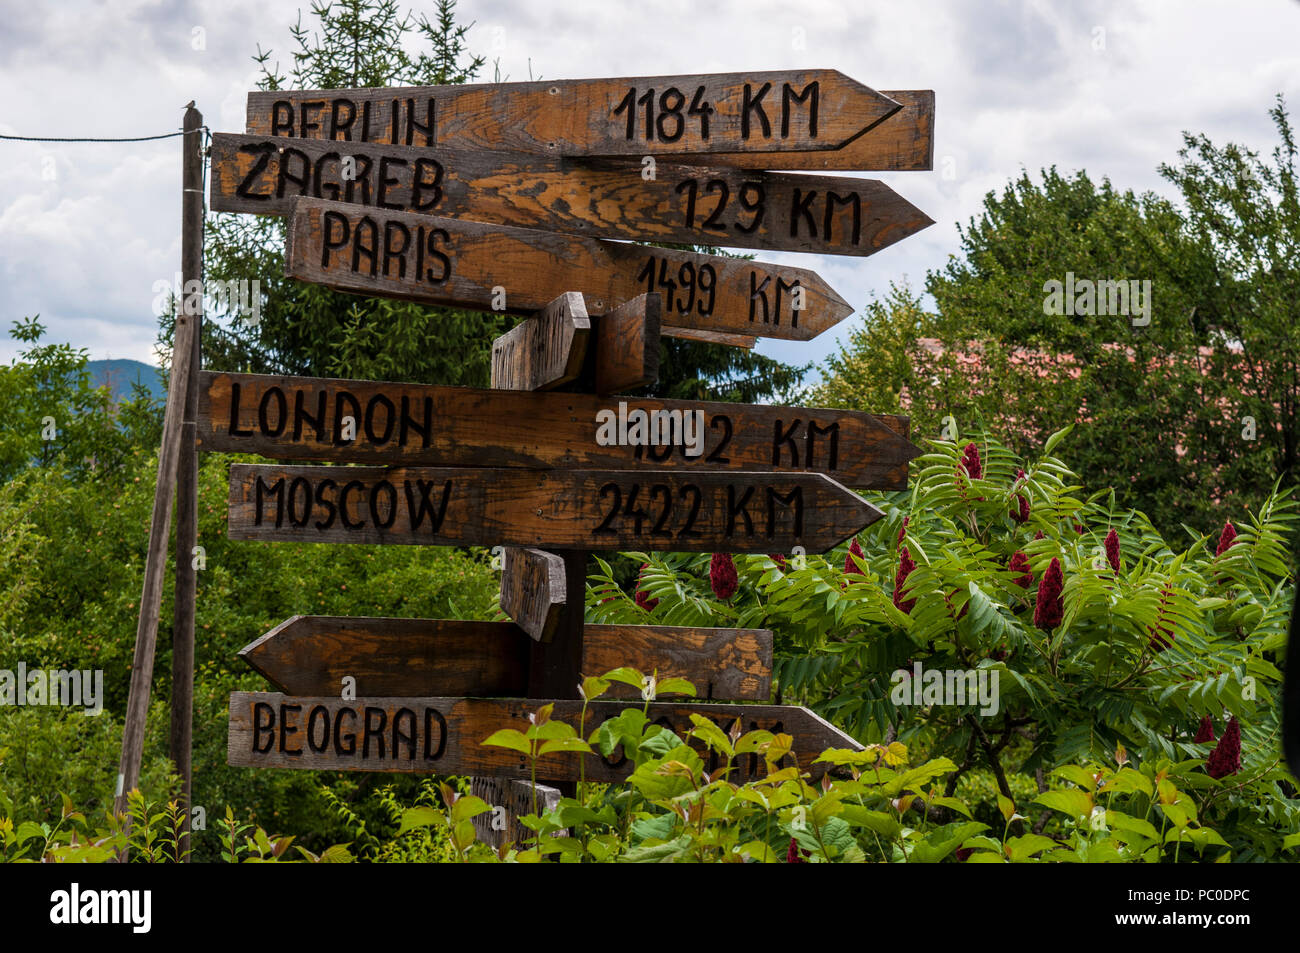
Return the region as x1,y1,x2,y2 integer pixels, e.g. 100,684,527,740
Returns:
584,426,1299,862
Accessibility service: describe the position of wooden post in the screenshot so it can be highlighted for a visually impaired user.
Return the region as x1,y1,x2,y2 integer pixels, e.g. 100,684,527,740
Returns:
169,103,203,860
114,104,203,836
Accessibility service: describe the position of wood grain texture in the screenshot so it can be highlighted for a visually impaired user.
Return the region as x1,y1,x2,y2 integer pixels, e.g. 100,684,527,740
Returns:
238,616,773,701
226,464,883,553
500,548,565,642
661,328,756,348
210,132,932,258
705,90,934,171
246,71,901,157
283,196,851,341
470,777,563,848
227,692,859,782
490,292,589,391
198,371,917,490
594,293,659,396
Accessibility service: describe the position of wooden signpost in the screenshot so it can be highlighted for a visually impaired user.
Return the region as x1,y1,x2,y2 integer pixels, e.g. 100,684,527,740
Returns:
228,692,857,783
283,196,854,341
246,71,908,158
226,463,882,553
108,69,937,850
239,616,774,701
210,132,933,258
197,370,916,489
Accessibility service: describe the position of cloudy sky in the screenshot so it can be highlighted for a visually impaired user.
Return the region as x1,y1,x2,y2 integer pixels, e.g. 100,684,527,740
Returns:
1,0,1297,377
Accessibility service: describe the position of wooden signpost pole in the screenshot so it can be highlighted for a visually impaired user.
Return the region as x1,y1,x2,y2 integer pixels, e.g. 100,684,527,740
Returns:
202,69,937,853
169,103,203,860
114,104,204,839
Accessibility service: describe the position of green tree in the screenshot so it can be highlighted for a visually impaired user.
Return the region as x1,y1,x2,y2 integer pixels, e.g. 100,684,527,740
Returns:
817,98,1299,539
197,0,511,387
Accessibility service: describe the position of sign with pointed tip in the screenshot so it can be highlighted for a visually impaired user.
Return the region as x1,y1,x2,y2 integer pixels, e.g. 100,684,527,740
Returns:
209,132,934,258
490,292,589,392
246,71,902,158
226,464,881,553
196,370,919,490
593,293,660,396
226,692,858,782
237,616,773,701
500,548,565,642
283,196,852,341
706,89,934,171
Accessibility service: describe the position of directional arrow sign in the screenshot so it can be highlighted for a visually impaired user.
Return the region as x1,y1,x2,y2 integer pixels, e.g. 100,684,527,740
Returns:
210,132,933,258
499,548,565,642
227,692,860,782
197,370,918,490
239,616,773,701
226,464,881,553
283,196,851,341
490,292,590,392
247,71,902,158
709,89,934,172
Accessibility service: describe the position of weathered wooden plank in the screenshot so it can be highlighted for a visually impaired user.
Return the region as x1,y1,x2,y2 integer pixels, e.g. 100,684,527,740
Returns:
225,464,882,553
490,292,589,391
470,777,563,848
238,616,773,701
227,692,859,782
210,132,932,258
500,548,565,642
594,293,659,396
705,90,934,171
246,71,901,158
197,370,917,490
283,196,851,341
662,327,756,348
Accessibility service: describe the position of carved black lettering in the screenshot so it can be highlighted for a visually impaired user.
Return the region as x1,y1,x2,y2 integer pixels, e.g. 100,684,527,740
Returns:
727,485,755,537
806,420,840,470
405,479,452,532
313,478,338,530
257,386,287,437
399,395,433,448
362,706,387,759
369,480,398,529
252,702,275,754
392,708,417,760
423,707,447,760
790,188,818,237
333,707,357,755
235,143,276,200
772,418,801,467
279,703,303,756
254,476,285,528
307,705,330,753
293,388,327,442
328,99,356,140
351,216,379,276
824,191,861,245
227,381,254,437
276,147,311,198
742,82,772,139
339,480,365,529
411,158,443,211
322,210,350,268
781,81,819,138
766,486,804,538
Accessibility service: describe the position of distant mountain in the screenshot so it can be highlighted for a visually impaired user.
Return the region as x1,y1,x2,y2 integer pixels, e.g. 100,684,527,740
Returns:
86,359,165,403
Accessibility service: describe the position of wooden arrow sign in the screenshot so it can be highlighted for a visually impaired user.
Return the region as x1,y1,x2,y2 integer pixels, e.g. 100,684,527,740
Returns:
490,292,590,392
238,616,773,701
227,692,860,782
283,196,852,341
210,132,933,258
197,370,917,490
247,71,902,158
500,548,565,642
225,464,881,553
